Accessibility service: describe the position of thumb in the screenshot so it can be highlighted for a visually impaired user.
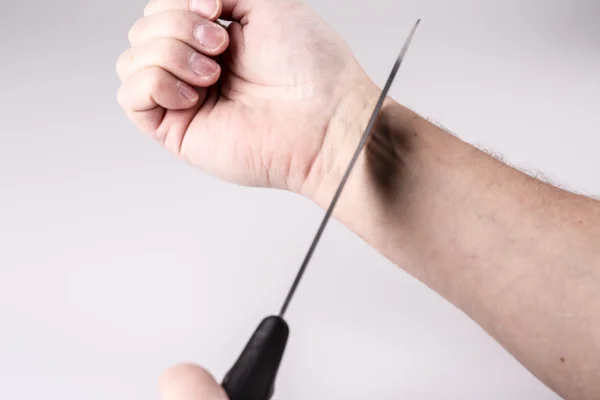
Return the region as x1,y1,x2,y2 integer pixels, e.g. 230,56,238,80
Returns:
160,363,229,400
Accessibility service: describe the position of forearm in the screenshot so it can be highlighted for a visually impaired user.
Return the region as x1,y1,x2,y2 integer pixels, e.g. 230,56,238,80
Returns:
311,88,600,399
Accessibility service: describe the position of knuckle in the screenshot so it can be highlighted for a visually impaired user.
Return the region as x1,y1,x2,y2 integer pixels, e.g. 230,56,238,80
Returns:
127,17,145,45
152,11,198,42
173,10,198,28
116,38,185,82
116,84,128,108
155,38,185,67
146,68,167,92
147,67,177,98
143,0,157,16
115,49,131,80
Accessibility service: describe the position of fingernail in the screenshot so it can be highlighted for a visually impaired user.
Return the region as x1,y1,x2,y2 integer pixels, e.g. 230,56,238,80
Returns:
189,53,218,77
177,80,198,100
195,24,225,50
190,0,217,18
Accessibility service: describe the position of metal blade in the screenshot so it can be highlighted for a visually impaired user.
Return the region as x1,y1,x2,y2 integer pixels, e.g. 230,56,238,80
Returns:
279,19,421,317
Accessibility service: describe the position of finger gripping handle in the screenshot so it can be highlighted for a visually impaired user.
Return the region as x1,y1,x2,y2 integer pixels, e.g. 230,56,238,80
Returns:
222,316,289,400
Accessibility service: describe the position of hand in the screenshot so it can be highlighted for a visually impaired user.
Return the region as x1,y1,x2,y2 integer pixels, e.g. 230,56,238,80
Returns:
160,364,229,400
116,0,378,196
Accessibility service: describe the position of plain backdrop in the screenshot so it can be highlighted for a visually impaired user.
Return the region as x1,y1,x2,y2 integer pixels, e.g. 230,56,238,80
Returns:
1,0,599,399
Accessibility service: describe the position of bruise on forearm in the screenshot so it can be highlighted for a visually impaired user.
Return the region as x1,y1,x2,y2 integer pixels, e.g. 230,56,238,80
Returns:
365,102,412,203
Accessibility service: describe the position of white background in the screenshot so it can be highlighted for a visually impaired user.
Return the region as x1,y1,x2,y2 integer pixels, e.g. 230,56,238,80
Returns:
1,0,599,399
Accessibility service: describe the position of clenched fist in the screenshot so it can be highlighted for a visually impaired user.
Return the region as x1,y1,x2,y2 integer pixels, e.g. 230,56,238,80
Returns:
116,0,379,196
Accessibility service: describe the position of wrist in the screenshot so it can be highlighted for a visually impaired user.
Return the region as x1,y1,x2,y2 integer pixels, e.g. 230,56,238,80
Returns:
300,79,381,205
299,80,472,271
303,79,421,210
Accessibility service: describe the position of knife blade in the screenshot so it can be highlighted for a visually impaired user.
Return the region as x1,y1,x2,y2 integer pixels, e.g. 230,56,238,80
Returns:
279,18,421,317
221,19,421,400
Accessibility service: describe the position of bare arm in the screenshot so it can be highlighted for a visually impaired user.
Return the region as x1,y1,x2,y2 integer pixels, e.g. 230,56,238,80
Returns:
305,84,600,399
118,0,599,396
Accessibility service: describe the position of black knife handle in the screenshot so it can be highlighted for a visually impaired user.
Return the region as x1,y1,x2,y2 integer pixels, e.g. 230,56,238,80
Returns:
222,316,289,400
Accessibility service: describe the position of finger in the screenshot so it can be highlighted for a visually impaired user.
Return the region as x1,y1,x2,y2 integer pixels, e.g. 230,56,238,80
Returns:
118,66,201,112
144,0,222,20
117,66,205,134
160,363,229,400
116,38,221,86
129,10,229,56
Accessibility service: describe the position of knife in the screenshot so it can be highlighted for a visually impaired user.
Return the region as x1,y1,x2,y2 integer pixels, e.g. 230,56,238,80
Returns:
221,19,421,400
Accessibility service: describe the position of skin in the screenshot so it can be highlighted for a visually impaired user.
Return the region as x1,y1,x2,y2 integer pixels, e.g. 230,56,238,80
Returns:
117,0,600,398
